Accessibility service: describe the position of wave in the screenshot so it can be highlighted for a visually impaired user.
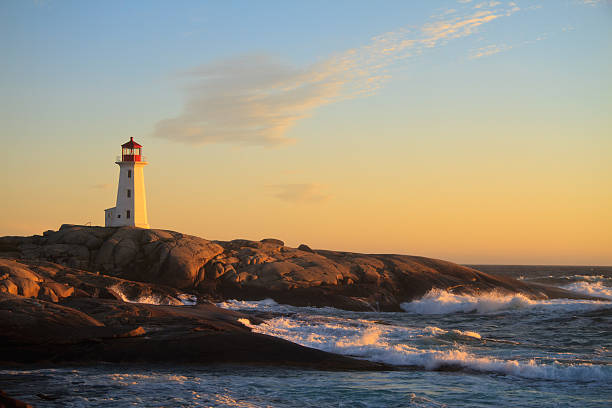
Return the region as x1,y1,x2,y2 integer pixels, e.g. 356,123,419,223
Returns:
400,289,611,314
422,326,481,340
218,293,611,317
108,285,187,306
176,293,198,305
572,274,606,281
239,316,611,383
560,281,612,300
218,298,348,315
218,298,280,310
521,274,606,281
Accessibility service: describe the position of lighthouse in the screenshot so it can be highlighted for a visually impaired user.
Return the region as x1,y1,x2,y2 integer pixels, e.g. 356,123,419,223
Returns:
104,137,150,228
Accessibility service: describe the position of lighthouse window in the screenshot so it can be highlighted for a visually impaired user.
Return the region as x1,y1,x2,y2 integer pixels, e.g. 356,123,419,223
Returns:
126,210,131,219
127,189,131,198
128,170,131,178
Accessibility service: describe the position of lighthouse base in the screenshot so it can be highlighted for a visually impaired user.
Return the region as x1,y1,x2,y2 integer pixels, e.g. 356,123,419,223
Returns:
104,207,149,228
104,207,115,227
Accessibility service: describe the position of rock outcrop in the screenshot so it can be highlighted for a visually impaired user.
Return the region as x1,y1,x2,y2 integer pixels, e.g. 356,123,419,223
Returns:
0,248,388,368
0,224,603,369
0,224,596,311
0,291,388,370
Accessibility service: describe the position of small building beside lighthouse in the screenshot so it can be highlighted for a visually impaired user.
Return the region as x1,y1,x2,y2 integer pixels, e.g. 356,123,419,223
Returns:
104,137,150,228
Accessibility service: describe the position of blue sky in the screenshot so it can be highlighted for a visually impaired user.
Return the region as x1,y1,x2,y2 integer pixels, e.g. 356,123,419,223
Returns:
1,0,611,264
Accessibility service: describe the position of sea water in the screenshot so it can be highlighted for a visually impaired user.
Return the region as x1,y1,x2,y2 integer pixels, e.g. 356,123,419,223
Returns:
2,268,611,407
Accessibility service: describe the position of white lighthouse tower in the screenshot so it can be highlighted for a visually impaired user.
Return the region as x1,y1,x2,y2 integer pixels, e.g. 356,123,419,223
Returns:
104,137,150,228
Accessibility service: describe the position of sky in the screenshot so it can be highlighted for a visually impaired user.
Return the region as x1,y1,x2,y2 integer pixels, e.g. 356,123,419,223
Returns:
1,0,611,265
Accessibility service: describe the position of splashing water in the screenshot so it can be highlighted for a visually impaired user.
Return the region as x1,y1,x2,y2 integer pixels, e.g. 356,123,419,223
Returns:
399,289,610,314
3,268,609,407
108,285,193,306
561,281,612,300
237,310,611,383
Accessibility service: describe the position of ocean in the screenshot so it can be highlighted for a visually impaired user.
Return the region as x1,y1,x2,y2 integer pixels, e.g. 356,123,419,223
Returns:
2,266,611,407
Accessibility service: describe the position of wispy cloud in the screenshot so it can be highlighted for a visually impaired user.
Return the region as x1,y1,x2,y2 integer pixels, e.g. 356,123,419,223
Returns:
154,3,520,147
469,32,549,59
269,183,329,203
474,1,502,9
578,0,610,5
470,43,513,59
420,10,505,48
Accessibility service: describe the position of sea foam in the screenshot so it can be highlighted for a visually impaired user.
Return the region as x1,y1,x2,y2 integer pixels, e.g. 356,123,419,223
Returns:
239,315,612,383
218,298,345,315
561,281,612,300
400,289,611,314
218,298,280,310
108,285,186,306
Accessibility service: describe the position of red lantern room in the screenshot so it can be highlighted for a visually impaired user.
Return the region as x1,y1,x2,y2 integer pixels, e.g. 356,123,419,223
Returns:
121,137,143,162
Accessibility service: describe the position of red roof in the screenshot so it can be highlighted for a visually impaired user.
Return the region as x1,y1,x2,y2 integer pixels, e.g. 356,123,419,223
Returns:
122,137,142,148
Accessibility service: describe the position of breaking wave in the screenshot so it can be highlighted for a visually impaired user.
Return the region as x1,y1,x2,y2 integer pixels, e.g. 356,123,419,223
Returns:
400,289,611,314
108,285,195,306
219,298,280,310
560,281,612,300
176,293,198,305
239,316,612,383
218,298,344,315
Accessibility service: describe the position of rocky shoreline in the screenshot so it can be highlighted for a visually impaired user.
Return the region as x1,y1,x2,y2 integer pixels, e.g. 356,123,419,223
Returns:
0,293,386,371
0,225,599,369
1,225,594,310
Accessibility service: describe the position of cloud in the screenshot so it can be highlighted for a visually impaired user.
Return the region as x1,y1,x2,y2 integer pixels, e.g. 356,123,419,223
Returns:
269,183,329,203
420,10,504,48
470,43,512,58
578,0,610,5
154,55,345,146
474,1,501,9
469,32,548,59
154,4,519,147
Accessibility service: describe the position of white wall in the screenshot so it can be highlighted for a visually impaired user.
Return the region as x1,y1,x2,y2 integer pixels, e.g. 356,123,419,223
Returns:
132,162,149,228
108,161,149,228
104,207,115,227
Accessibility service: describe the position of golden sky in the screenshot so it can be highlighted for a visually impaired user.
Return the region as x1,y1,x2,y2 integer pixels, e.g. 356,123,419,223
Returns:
1,0,611,264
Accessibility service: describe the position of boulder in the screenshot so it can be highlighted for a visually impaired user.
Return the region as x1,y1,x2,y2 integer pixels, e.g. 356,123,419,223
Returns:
156,235,224,288
91,228,224,288
260,238,284,247
297,244,314,253
0,259,43,282
94,228,142,269
205,262,225,280
43,282,74,298
10,277,40,298
0,279,18,296
39,286,59,302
